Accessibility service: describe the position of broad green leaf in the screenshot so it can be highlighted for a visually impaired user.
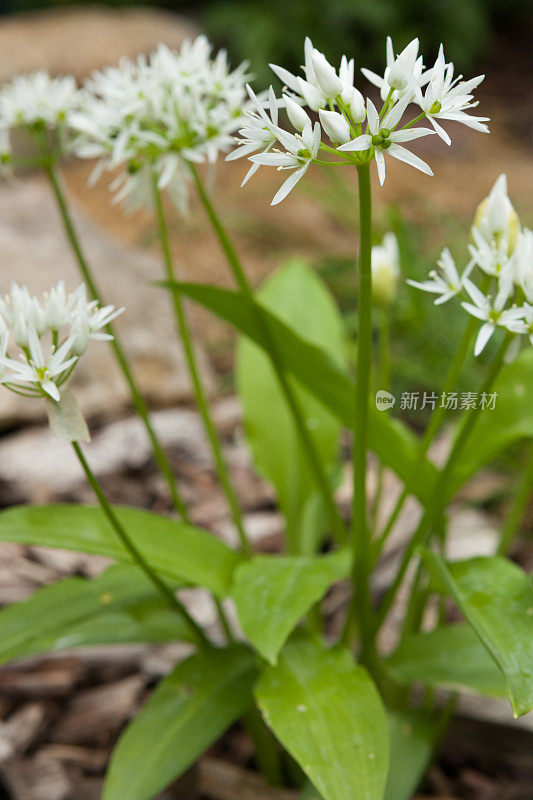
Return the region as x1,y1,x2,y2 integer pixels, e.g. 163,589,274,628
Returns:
0,564,192,665
232,549,351,664
387,624,507,699
256,632,389,800
170,281,438,504
0,505,241,598
385,709,439,800
421,551,533,717
237,261,347,549
449,350,533,495
103,645,257,800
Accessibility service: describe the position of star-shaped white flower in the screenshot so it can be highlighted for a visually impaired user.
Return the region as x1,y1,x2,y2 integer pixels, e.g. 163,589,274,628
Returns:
249,120,321,205
338,96,435,185
407,248,471,304
361,37,425,101
461,278,525,356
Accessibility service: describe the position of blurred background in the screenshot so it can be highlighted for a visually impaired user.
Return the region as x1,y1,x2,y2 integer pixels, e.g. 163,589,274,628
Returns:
0,4,532,799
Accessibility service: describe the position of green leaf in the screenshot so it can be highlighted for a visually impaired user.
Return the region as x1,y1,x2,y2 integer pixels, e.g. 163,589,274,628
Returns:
385,709,439,800
237,261,347,548
256,632,389,800
449,350,533,494
0,564,193,665
103,645,257,800
0,505,241,598
421,551,533,717
170,281,438,504
387,624,508,699
232,549,351,664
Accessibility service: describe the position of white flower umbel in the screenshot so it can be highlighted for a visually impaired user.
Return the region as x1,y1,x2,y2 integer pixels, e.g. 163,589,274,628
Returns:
371,232,400,305
0,282,123,401
407,248,470,305
461,278,525,355
70,35,251,210
338,95,435,185
416,45,489,145
232,34,489,201
0,71,80,163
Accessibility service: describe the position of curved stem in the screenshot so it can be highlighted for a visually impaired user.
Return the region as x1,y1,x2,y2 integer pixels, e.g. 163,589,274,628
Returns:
497,441,533,556
376,334,512,632
190,164,347,547
72,442,209,649
151,173,252,558
44,162,189,521
348,163,374,665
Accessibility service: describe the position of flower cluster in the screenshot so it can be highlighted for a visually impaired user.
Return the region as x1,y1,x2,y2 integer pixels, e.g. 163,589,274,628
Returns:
0,71,80,164
230,36,489,203
69,36,251,210
408,175,533,356
0,282,122,401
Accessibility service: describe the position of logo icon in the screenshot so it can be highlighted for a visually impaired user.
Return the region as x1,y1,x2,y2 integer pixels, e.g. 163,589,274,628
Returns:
375,390,395,411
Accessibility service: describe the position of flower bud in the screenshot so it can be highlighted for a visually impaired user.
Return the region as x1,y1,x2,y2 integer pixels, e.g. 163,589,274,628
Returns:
311,52,343,99
318,109,351,144
13,312,29,348
387,57,409,91
349,88,366,123
284,95,311,133
70,315,90,356
297,77,326,112
371,233,400,306
474,174,520,255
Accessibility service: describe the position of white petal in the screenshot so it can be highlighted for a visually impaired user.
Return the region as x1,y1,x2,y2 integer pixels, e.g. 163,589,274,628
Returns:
375,149,386,185
474,322,495,356
337,134,372,152
391,127,435,143
387,144,433,176
271,166,308,205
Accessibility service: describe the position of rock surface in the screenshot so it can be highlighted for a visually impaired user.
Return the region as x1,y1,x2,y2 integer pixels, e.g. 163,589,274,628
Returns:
0,6,199,82
0,175,214,429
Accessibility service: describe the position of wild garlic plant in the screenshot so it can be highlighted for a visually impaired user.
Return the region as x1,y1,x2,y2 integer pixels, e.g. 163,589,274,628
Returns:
0,34,532,800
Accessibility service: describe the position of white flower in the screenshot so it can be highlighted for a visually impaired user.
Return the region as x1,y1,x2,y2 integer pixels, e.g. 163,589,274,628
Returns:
338,96,435,185
512,228,533,302
283,95,311,133
71,36,251,211
407,248,470,305
473,174,519,254
226,84,281,186
461,277,524,355
372,233,400,305
349,88,366,123
0,282,123,401
415,45,489,145
270,37,345,111
469,226,513,279
506,303,533,347
249,120,321,205
361,37,424,102
318,109,350,144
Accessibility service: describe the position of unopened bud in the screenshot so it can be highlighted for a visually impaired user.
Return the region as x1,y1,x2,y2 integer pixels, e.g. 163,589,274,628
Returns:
318,109,351,144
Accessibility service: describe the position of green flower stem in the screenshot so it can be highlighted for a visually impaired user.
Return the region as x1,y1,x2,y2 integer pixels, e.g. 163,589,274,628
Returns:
373,312,480,561
371,308,391,529
72,441,209,649
497,442,533,556
151,174,252,558
190,164,347,547
375,334,512,632
44,163,189,521
348,162,374,665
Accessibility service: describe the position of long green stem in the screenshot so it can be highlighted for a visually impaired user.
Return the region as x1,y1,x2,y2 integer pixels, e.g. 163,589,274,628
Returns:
371,308,391,529
151,173,251,557
373,312,480,560
497,442,533,555
72,442,209,648
44,162,189,521
190,164,347,547
348,163,374,664
376,334,512,631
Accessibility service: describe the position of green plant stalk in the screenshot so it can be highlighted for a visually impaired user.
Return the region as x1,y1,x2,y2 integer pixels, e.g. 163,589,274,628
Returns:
371,307,391,530
72,441,209,649
151,174,252,558
348,163,374,666
497,442,533,555
376,334,512,632
190,164,347,547
373,312,480,560
44,163,189,521
243,707,284,787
